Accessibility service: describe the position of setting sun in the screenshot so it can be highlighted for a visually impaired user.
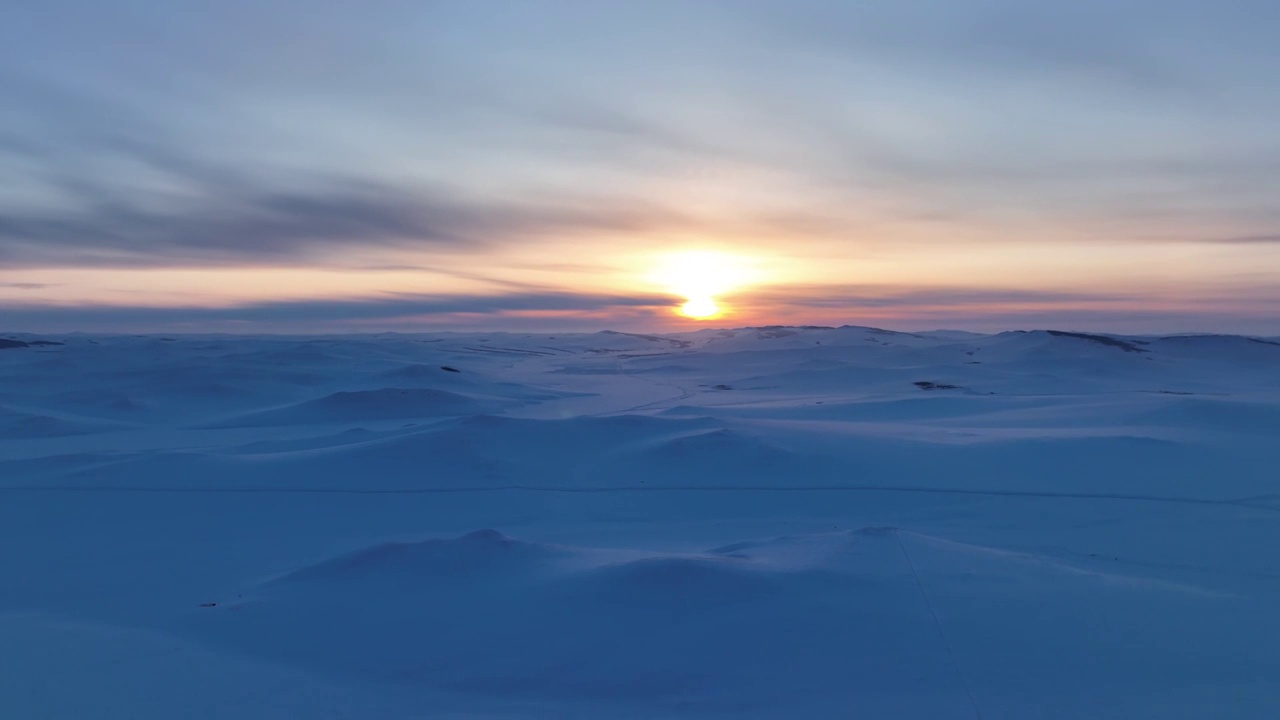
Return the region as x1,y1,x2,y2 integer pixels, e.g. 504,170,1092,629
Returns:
653,250,759,321
680,296,721,319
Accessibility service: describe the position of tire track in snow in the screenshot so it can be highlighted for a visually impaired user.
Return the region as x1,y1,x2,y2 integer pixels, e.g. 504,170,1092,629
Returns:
2,483,1277,513
894,528,985,720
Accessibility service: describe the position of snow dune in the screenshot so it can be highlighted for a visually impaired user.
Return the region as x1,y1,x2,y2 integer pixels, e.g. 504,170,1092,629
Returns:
183,526,1269,718
1,326,1278,718
207,387,515,427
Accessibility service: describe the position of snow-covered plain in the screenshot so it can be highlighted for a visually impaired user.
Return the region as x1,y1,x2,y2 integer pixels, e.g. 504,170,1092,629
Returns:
1,326,1278,718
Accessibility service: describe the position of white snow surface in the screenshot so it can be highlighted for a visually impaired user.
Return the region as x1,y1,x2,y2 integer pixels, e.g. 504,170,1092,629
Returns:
1,326,1278,718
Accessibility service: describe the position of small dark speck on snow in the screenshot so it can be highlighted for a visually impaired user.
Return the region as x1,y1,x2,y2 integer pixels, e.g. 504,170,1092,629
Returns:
914,381,960,390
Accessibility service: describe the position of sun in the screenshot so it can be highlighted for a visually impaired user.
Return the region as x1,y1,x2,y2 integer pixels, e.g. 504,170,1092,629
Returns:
652,250,756,321
680,296,721,319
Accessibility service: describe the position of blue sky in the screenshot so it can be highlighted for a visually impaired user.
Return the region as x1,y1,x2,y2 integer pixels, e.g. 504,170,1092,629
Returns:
3,1,1279,333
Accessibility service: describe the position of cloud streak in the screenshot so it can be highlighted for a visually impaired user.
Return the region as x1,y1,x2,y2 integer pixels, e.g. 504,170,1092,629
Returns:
0,179,696,269
6,282,1278,335
1206,234,1280,244
0,291,674,330
745,285,1141,310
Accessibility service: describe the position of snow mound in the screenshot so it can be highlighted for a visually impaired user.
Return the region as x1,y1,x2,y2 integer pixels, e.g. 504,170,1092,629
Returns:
579,555,775,605
185,527,1227,714
370,364,582,401
209,388,512,427
605,426,834,487
0,413,121,438
1131,397,1280,435
189,529,935,706
235,413,727,489
274,530,567,585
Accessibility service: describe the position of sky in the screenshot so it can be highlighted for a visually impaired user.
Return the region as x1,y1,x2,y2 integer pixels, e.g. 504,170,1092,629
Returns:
2,0,1279,334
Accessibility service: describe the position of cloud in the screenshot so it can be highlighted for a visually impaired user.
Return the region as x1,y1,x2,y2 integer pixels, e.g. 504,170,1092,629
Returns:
6,280,1279,335
0,89,696,268
1206,234,1280,244
0,175,687,268
734,280,1280,335
5,18,1280,274
769,0,1215,96
0,290,675,331
6,286,1278,336
744,285,1136,310
0,282,52,290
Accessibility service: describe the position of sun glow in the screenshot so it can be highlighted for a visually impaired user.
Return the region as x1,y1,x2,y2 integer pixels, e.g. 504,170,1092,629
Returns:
680,296,721,319
653,250,759,321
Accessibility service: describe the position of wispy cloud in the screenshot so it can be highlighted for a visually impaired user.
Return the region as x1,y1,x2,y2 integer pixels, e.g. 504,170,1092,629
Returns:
5,282,1279,335
1205,234,1280,244
0,291,674,328
0,90,696,267
0,174,688,268
746,285,1137,310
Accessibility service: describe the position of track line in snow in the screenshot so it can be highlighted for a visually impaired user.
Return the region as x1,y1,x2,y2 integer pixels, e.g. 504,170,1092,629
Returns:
894,528,985,720
2,483,1276,512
